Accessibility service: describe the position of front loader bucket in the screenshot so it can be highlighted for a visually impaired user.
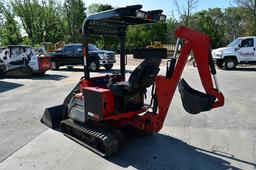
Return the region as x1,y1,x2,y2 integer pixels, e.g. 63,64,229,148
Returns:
178,79,216,114
41,105,66,129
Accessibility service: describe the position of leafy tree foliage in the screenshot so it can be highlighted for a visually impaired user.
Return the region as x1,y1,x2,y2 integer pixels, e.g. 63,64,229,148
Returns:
11,0,65,45
87,3,113,14
87,3,116,50
234,0,256,35
234,0,256,16
166,18,179,43
189,8,225,48
126,22,168,49
223,7,246,41
0,2,21,45
63,0,86,43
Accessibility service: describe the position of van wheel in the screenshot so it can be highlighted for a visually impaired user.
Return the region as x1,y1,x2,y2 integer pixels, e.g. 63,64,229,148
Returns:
224,58,236,70
89,60,99,71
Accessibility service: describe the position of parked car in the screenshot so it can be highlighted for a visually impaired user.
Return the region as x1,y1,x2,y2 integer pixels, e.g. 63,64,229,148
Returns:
49,43,116,71
0,45,51,77
212,36,256,70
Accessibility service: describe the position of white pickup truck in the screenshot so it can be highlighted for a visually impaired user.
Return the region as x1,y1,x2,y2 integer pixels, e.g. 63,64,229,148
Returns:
212,36,256,69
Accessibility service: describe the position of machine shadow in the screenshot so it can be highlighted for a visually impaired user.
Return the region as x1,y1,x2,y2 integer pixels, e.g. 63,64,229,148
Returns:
31,74,68,81
108,133,241,170
3,74,68,81
58,67,84,72
218,67,256,72
232,67,256,72
0,81,23,93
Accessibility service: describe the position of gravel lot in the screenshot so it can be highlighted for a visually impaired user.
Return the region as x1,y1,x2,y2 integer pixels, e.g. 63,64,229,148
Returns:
0,62,256,169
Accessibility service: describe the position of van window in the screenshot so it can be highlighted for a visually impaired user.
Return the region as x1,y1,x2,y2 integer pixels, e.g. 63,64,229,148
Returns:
241,38,254,47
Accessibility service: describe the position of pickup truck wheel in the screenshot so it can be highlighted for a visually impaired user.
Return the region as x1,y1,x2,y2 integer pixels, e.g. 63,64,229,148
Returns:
224,58,236,70
104,64,113,70
51,61,59,70
39,71,46,75
216,60,224,68
89,60,99,71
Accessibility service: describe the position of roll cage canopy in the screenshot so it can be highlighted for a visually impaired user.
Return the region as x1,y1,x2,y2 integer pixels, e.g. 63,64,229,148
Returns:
82,5,166,37
82,5,166,80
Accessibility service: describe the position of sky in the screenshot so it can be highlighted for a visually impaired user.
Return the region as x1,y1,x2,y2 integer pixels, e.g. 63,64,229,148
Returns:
84,0,235,17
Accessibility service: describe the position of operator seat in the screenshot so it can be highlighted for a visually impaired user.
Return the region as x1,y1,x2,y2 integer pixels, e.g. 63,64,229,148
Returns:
110,56,162,112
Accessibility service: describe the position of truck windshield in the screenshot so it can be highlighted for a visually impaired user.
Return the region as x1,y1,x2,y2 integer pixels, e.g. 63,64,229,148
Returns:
227,39,242,47
88,44,99,51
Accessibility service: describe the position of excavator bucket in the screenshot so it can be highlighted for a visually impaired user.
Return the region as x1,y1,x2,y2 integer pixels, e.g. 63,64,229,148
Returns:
41,105,65,129
178,79,216,114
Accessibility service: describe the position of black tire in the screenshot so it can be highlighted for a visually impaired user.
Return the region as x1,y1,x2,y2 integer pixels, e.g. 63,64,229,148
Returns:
216,60,224,68
67,66,73,70
89,60,100,71
39,71,46,76
224,58,237,70
104,64,113,70
51,61,59,70
34,71,46,76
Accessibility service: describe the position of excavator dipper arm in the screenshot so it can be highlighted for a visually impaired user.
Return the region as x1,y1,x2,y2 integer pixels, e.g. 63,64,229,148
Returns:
126,27,225,132
155,27,224,127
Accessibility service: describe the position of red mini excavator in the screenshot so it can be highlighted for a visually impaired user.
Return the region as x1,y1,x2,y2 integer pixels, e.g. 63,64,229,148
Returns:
41,5,224,157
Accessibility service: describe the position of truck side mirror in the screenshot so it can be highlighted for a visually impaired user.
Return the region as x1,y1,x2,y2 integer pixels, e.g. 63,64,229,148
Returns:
235,44,241,51
78,49,82,53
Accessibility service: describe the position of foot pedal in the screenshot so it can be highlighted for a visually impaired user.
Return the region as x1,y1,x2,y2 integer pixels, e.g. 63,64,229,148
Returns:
178,79,216,114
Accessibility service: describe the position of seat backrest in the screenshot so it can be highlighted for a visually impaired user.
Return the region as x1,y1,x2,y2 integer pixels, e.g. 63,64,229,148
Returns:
129,56,161,89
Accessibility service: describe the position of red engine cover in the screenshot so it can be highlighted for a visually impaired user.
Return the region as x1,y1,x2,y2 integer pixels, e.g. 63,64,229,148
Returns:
84,87,115,120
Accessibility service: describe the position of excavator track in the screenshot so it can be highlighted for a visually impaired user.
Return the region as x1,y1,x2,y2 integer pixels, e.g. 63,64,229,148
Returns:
60,119,120,157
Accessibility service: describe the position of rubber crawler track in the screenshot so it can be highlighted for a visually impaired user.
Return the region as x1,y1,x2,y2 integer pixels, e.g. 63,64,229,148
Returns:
60,119,119,157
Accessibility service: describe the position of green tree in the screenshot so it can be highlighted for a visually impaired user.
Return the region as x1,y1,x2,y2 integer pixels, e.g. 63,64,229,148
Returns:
63,0,86,42
87,3,112,14
11,0,39,45
126,22,167,49
0,2,21,45
166,18,178,44
223,7,246,41
234,0,256,16
234,0,256,35
87,3,116,50
11,0,65,45
189,8,225,48
41,0,65,43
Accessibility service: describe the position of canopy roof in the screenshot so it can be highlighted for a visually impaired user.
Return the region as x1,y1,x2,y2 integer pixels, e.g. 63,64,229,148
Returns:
83,5,166,37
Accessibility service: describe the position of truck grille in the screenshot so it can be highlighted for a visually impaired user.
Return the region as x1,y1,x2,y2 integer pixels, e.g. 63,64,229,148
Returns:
107,54,115,60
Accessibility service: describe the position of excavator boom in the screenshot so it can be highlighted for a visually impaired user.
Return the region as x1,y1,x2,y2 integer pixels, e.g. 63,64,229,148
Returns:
103,27,225,133
154,27,224,128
